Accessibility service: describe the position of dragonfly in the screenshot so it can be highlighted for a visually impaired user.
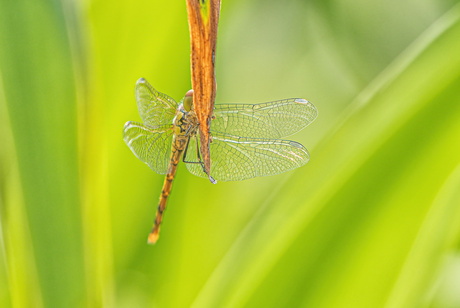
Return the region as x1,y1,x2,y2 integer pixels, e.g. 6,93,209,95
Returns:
123,78,317,244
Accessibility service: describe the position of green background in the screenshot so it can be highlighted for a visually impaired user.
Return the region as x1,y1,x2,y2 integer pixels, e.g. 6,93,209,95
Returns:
1,0,460,307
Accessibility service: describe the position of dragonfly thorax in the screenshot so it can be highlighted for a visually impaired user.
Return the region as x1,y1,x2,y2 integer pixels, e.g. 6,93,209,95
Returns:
174,103,199,138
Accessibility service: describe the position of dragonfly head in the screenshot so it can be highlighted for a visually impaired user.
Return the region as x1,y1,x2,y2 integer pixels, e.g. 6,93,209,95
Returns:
183,89,194,112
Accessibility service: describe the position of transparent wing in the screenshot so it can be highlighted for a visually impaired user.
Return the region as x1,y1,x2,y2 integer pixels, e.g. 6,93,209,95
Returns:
184,132,310,182
123,121,174,174
211,98,317,139
135,78,178,127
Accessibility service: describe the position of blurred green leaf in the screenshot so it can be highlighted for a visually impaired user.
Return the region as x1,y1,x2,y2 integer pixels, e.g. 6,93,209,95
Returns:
0,0,86,306
387,163,460,308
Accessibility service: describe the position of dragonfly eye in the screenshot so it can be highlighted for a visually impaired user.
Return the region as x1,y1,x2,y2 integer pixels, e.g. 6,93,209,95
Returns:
183,90,193,111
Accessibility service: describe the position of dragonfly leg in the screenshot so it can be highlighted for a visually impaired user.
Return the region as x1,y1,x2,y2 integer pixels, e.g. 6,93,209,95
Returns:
195,138,206,173
182,136,201,164
181,136,217,184
184,125,192,137
195,139,217,184
182,136,204,166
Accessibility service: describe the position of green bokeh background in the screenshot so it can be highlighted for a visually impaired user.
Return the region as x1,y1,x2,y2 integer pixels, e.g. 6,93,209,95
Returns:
1,0,460,307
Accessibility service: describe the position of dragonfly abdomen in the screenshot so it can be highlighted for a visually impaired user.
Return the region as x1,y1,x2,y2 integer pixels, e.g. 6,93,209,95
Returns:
147,139,185,244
